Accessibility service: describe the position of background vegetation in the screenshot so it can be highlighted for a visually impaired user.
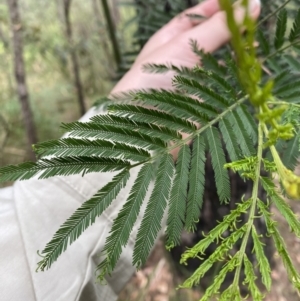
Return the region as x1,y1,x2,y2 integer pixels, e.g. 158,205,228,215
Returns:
0,0,135,169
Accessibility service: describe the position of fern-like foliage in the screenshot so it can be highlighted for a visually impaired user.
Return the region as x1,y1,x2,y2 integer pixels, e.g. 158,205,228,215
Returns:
185,135,206,232
2,56,253,275
133,154,174,267
1,1,300,300
98,163,154,277
37,170,130,271
166,144,190,249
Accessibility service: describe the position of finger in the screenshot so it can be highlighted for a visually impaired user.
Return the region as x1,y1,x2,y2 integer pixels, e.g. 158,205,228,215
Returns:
168,0,261,67
165,0,221,32
136,0,221,63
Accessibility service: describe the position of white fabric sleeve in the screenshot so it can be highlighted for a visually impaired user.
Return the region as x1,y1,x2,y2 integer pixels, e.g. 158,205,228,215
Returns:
0,106,146,301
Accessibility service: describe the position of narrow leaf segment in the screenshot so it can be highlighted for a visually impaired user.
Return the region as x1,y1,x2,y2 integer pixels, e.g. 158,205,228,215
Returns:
36,170,130,271
185,135,206,231
205,126,230,203
166,144,191,249
97,163,153,279
133,154,174,268
0,157,131,181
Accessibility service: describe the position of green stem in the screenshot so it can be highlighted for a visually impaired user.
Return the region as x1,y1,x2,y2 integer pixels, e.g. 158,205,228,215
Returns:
267,100,300,109
168,96,248,151
262,39,300,63
130,95,248,170
100,0,122,68
263,124,287,178
257,0,292,27
232,120,264,288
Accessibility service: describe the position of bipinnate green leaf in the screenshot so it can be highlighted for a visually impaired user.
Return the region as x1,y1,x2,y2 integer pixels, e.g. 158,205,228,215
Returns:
181,199,252,264
62,121,167,150
225,156,258,177
243,255,264,301
36,170,130,271
259,199,300,290
201,255,240,301
251,226,272,291
185,135,206,232
3,2,300,296
273,194,300,237
193,66,236,98
142,62,188,74
282,132,300,170
189,42,226,75
270,223,300,290
225,55,242,90
257,29,270,55
205,126,230,203
64,116,181,142
181,227,245,289
261,176,300,238
284,54,300,71
289,9,300,43
273,70,292,88
142,63,198,80
266,56,282,75
219,118,241,162
136,90,212,121
273,79,300,98
160,91,218,118
0,157,130,182
274,9,287,49
97,163,153,278
166,144,191,249
173,76,230,109
235,105,258,144
133,154,174,268
108,104,196,134
219,285,242,301
226,111,256,156
35,138,150,162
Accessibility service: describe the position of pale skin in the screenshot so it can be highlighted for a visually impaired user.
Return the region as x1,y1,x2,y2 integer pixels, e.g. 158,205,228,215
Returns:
112,0,261,94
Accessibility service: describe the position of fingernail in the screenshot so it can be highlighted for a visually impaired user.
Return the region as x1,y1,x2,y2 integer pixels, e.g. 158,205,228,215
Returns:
234,0,260,11
233,0,261,24
249,0,260,11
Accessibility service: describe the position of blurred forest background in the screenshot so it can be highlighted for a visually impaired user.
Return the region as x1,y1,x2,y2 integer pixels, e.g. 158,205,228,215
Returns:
0,0,196,167
0,0,138,168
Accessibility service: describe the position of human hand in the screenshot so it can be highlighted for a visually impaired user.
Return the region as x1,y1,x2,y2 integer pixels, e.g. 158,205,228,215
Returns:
112,0,261,94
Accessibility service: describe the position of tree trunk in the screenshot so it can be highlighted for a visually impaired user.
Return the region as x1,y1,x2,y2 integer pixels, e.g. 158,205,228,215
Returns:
63,0,86,116
0,25,9,49
111,0,120,25
0,114,10,166
7,0,37,161
92,0,111,64
56,0,65,24
0,24,14,95
100,0,122,69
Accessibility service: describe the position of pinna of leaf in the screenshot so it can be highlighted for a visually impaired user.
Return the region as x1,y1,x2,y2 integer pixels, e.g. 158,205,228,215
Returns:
1,0,300,300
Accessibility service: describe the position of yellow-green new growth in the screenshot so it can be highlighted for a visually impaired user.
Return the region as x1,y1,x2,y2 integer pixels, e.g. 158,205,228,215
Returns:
178,1,300,300
267,133,300,200
221,0,299,200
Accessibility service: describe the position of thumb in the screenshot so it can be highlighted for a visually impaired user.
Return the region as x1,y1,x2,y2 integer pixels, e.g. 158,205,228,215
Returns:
170,0,261,65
